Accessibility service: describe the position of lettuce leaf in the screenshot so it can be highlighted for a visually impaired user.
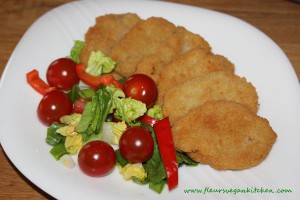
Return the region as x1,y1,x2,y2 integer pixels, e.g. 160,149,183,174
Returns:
114,98,146,125
68,40,85,63
46,122,65,146
85,50,117,76
76,87,113,142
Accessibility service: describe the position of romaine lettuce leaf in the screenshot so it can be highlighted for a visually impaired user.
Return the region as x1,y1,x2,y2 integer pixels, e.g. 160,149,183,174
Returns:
76,87,113,142
85,50,117,76
114,98,146,125
69,40,85,63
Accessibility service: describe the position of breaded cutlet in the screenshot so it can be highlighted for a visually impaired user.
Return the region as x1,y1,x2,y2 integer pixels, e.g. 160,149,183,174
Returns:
109,17,177,77
162,71,259,125
157,48,235,104
135,26,211,82
172,100,277,170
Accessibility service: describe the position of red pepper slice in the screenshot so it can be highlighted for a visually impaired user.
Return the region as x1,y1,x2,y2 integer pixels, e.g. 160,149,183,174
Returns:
26,69,56,95
111,79,123,90
75,63,123,89
139,115,159,127
153,117,178,191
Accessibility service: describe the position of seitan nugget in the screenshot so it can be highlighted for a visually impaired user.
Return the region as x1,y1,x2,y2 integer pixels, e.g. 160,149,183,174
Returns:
172,100,277,170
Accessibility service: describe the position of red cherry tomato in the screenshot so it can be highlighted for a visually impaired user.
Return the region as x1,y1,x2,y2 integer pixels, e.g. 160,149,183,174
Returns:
123,74,158,108
37,90,73,126
78,141,116,177
73,99,86,114
119,126,154,163
46,58,79,91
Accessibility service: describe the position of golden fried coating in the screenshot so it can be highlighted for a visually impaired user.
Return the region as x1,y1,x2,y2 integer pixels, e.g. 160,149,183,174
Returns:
157,48,235,104
170,26,211,53
134,26,211,82
80,14,211,80
172,100,277,170
162,71,258,125
79,13,141,66
109,17,177,77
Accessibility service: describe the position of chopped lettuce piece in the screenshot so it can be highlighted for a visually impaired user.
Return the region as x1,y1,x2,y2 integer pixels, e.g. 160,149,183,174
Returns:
78,88,95,99
76,87,113,142
91,88,112,133
149,181,166,194
76,102,93,133
176,151,198,166
85,50,116,76
105,85,125,113
67,85,80,103
146,105,164,120
55,114,84,155
118,163,147,181
114,98,147,125
102,122,113,144
67,85,95,103
69,40,85,63
50,143,68,160
65,133,83,154
102,121,127,145
109,121,127,142
59,154,76,169
57,113,81,137
105,85,125,98
60,113,81,126
115,149,128,167
56,126,76,137
46,122,65,146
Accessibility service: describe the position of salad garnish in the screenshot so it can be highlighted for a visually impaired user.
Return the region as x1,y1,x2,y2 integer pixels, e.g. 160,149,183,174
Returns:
26,40,198,194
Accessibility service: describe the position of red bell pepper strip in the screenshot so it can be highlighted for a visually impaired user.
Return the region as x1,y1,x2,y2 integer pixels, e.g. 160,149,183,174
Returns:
26,69,56,95
139,115,159,127
153,117,178,191
75,63,123,89
111,79,123,90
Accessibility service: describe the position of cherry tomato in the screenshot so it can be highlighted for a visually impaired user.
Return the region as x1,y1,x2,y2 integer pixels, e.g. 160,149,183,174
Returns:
139,115,159,127
119,126,154,163
73,99,86,114
46,58,79,91
123,74,158,108
37,90,73,126
78,141,116,177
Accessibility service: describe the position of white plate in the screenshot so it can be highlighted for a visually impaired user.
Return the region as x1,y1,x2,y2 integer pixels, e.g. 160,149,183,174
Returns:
1,0,300,199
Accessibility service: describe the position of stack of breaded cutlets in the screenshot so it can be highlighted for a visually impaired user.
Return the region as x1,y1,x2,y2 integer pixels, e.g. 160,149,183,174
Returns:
80,13,277,171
